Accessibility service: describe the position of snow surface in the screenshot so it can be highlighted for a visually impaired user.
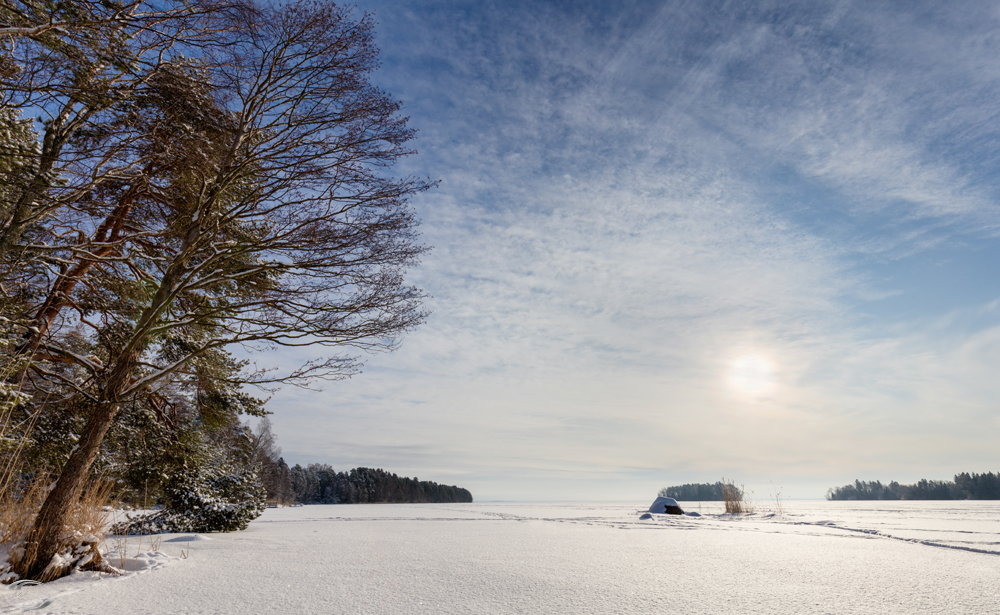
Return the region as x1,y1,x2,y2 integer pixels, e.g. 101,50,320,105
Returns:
2,500,998,614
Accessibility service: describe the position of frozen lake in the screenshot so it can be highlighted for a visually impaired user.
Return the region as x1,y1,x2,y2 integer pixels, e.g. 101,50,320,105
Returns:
4,500,999,614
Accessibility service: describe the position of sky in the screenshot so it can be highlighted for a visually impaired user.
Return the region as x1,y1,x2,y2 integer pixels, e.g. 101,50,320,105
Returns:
261,0,1000,501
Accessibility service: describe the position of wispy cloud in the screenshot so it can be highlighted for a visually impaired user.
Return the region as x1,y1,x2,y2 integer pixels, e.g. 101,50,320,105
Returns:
263,0,1000,499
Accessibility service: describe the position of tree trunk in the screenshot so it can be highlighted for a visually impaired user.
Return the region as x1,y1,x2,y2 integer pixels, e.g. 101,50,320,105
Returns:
16,237,190,580
15,349,140,580
16,400,119,580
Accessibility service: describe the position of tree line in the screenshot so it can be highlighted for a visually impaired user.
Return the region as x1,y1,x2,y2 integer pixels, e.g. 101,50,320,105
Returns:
659,482,741,501
247,419,471,505
268,463,473,505
826,473,1000,500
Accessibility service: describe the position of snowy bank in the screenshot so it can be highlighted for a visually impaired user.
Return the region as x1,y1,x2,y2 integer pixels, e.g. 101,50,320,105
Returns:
4,501,999,614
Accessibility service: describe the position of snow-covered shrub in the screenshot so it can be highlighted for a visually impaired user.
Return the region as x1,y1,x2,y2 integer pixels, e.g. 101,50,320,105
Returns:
114,462,265,534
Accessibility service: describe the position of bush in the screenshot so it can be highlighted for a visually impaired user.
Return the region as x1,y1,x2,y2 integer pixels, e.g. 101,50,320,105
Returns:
114,462,264,534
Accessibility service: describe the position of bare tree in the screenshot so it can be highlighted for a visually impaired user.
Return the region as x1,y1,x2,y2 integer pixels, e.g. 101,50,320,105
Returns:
0,0,234,264
11,0,431,579
0,0,201,39
248,416,284,503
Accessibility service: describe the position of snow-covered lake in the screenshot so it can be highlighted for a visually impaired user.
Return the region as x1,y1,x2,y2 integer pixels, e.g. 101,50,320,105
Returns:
4,500,998,614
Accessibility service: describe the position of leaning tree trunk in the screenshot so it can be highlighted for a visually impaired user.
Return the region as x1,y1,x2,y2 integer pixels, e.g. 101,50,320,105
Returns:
15,349,140,580
15,217,197,580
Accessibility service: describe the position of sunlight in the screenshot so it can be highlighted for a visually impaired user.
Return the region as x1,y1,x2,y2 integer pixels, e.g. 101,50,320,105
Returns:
727,354,776,397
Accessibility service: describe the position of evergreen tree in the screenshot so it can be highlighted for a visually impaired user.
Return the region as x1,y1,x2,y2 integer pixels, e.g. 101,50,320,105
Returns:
826,474,1000,500
659,482,732,501
5,1,431,580
113,418,266,534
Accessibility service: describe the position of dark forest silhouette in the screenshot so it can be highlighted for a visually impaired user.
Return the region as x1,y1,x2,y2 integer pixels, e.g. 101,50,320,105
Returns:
658,482,738,501
263,462,473,505
826,472,1000,500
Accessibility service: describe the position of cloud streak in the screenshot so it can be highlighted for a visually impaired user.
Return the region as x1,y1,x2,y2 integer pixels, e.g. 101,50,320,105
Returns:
261,0,1000,499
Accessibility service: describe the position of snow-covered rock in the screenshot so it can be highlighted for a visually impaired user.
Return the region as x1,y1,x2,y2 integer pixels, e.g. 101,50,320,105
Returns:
647,496,685,515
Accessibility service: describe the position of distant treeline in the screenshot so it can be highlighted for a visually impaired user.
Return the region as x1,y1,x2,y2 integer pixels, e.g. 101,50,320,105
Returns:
659,482,740,501
261,461,473,505
826,472,1000,500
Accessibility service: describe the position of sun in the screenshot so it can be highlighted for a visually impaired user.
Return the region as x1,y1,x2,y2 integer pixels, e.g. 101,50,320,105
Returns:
727,355,776,397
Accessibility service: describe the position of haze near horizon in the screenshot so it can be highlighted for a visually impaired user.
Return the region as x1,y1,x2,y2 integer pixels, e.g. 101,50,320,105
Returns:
261,0,1000,501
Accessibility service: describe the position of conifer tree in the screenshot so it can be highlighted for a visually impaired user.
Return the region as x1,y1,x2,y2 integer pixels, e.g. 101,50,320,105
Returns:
4,0,431,580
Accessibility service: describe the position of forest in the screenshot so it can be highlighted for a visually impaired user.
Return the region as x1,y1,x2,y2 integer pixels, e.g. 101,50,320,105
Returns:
241,419,471,506
658,482,740,501
826,473,1000,500
265,463,473,505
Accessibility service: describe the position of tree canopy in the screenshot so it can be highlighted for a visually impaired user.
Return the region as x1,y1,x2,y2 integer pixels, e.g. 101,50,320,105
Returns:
2,0,432,580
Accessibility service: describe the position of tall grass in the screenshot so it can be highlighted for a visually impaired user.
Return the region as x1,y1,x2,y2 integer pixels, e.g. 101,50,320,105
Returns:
768,481,784,516
0,359,30,583
0,373,30,504
0,361,121,582
721,478,754,514
2,475,120,582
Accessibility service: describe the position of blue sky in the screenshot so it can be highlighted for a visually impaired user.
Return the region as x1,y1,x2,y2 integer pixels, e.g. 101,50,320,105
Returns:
263,0,1000,500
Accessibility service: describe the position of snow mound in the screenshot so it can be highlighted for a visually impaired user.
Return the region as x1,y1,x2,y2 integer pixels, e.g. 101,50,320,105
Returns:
648,497,685,515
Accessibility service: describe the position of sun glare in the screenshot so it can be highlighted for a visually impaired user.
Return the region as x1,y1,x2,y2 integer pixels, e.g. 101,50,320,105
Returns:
727,355,776,397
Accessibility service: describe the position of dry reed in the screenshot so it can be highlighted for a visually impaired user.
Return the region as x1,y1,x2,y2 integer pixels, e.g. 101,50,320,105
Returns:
721,478,754,514
3,476,120,582
106,504,165,573
0,367,30,583
768,481,784,516
0,345,128,582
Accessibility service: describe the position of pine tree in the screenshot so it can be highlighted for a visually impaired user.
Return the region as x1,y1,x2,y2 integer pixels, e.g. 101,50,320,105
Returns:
6,0,431,580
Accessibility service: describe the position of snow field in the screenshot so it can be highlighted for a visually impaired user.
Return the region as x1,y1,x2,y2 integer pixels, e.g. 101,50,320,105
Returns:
2,501,998,614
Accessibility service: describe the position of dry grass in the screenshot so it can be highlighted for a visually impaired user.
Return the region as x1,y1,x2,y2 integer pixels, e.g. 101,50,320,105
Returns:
0,472,47,579
0,374,30,583
769,481,784,516
2,476,119,582
0,357,123,582
721,478,754,514
105,507,166,573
